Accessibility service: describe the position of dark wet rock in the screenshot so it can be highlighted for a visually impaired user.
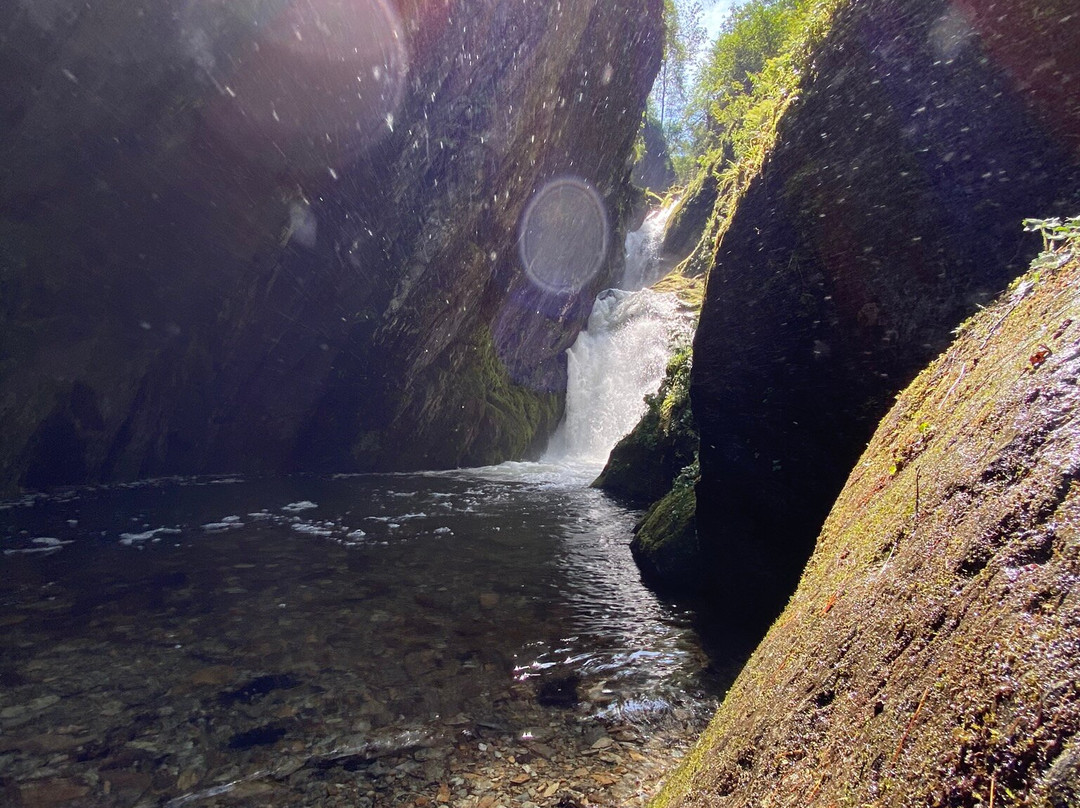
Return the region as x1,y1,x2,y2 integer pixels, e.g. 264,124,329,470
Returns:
227,723,288,750
219,673,301,706
1041,736,1080,808
686,0,1080,621
0,0,663,493
150,570,189,590
0,669,27,688
536,675,581,709
630,483,702,593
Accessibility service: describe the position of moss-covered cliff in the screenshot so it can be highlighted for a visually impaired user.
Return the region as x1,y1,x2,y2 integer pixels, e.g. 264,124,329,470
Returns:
654,227,1080,806
0,0,662,491
681,0,1080,620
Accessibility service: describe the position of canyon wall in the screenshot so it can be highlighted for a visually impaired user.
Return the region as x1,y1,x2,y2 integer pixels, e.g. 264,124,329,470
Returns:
0,0,662,491
689,0,1080,619
658,225,1080,808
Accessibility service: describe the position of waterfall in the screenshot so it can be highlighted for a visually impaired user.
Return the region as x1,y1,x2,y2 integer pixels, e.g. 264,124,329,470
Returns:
543,204,690,466
620,203,677,291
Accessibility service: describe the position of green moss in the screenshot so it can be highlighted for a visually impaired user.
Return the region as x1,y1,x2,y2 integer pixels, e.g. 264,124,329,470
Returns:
456,324,562,465
630,468,703,592
594,342,697,503
651,269,706,308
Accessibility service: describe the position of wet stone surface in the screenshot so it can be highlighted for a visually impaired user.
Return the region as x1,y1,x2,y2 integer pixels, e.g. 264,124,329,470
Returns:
1,471,731,807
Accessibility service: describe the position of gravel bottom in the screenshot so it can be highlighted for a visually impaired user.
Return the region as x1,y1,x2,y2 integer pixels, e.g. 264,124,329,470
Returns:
2,693,709,808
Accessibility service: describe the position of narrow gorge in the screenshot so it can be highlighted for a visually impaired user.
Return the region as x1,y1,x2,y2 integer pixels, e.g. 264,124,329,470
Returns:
3,0,1080,805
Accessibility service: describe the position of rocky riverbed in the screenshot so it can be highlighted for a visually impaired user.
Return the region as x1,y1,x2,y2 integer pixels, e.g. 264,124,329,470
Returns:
1,470,729,808
1,649,708,808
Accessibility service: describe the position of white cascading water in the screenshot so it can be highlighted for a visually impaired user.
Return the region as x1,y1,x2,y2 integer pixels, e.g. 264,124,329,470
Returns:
543,201,690,466
620,204,677,292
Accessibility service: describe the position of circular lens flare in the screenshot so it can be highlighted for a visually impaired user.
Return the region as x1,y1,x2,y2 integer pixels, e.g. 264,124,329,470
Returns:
200,0,408,176
518,177,610,295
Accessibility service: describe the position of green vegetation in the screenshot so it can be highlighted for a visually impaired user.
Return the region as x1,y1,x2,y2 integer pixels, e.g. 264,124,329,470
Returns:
649,1,707,163
688,0,813,171
651,0,842,182
1024,216,1080,269
645,341,694,435
1023,215,1080,249
633,0,845,290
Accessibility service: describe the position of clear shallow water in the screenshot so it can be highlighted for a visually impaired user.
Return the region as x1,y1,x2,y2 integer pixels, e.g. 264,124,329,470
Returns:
0,468,737,805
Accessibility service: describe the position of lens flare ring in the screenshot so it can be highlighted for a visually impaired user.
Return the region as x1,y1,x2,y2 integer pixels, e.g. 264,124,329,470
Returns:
518,177,610,296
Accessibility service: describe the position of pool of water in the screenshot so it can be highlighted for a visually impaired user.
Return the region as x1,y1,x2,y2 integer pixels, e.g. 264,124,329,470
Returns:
1,466,739,806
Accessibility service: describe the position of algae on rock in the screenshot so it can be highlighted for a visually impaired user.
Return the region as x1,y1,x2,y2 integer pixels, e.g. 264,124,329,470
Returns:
630,462,703,593
654,234,1080,805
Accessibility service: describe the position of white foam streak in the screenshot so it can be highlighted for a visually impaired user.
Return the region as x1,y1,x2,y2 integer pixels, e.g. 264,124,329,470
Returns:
620,202,676,291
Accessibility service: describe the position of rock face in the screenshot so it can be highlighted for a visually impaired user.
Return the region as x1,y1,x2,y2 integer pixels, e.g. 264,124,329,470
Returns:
0,0,662,491
655,238,1080,806
690,0,1080,620
660,152,723,267
631,116,676,194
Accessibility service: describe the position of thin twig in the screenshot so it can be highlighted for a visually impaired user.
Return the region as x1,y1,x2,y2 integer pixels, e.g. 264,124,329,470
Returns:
914,467,921,522
891,686,930,765
876,466,919,579
943,362,967,403
979,300,1022,350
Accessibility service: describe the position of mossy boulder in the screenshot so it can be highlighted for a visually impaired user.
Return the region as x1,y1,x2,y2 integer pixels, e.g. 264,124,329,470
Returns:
654,229,1080,807
594,344,697,504
630,469,704,593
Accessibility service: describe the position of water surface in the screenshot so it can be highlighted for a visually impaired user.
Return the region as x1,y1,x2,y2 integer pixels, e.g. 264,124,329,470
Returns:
1,467,734,806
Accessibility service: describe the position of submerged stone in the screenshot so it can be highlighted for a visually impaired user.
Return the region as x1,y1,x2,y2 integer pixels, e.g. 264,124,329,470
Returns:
227,723,288,750
535,675,581,709
219,673,301,706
